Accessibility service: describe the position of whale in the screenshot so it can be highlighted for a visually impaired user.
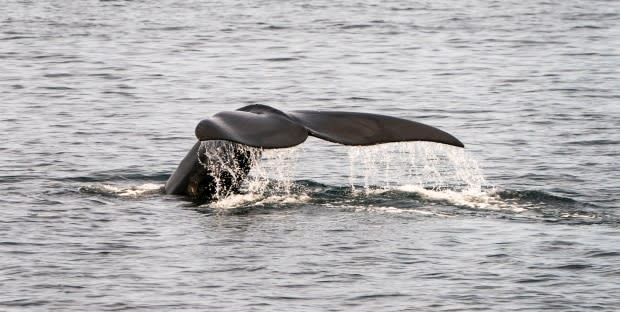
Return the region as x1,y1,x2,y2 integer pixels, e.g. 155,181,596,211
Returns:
164,104,464,200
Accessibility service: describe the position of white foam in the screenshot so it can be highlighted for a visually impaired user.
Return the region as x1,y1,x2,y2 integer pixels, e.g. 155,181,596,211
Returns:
397,185,527,213
321,202,452,217
203,146,308,208
80,183,163,197
208,193,311,209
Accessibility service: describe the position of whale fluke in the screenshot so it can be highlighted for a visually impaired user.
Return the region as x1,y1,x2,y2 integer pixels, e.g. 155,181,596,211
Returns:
195,104,464,149
167,104,464,199
195,109,308,149
288,110,464,148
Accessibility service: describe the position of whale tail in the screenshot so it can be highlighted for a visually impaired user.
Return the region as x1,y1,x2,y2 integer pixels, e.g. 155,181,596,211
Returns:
164,140,258,199
166,105,464,198
195,104,464,149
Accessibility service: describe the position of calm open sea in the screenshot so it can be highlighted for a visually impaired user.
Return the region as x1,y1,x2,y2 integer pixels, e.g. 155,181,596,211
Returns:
1,0,619,310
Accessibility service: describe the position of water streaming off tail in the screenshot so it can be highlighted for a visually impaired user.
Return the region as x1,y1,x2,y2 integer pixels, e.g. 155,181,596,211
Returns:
205,141,496,210
197,140,588,217
348,142,488,192
196,141,259,200
199,142,306,207
345,142,508,212
245,146,302,195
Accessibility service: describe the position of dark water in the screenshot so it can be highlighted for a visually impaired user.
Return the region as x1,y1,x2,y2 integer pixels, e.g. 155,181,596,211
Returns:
2,0,619,310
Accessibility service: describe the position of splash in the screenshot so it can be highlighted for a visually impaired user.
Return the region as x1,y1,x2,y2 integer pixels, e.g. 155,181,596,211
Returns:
343,143,602,220
196,142,304,207
203,141,495,210
209,193,311,209
348,142,488,193
344,142,519,212
245,146,302,196
195,140,261,200
394,185,524,212
79,183,163,197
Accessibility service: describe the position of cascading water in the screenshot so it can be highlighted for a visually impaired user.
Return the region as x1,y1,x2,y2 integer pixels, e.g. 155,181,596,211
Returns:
80,140,491,209
348,142,488,193
77,141,597,221
196,141,306,207
343,142,513,212
201,141,496,210
244,146,302,196
195,140,260,200
191,141,598,221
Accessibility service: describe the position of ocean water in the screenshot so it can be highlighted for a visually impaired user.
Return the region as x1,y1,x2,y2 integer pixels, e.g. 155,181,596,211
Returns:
1,0,619,310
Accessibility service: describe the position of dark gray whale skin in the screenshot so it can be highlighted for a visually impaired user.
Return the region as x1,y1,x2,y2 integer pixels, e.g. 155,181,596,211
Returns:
165,105,464,199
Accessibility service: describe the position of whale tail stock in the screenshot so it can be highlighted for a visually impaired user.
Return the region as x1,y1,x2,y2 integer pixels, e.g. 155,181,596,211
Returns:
165,104,464,198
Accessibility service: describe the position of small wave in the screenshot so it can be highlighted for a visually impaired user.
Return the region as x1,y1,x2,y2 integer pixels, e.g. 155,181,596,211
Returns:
39,86,73,90
395,185,524,212
495,189,576,202
79,183,163,197
1,36,37,40
262,57,299,62
346,185,523,213
585,251,620,258
340,24,373,29
43,73,73,78
345,204,450,217
207,192,311,209
263,25,288,30
63,172,170,183
341,183,609,223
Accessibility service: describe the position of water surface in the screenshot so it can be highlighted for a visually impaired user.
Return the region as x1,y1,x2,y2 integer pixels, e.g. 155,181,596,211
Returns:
1,0,619,310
